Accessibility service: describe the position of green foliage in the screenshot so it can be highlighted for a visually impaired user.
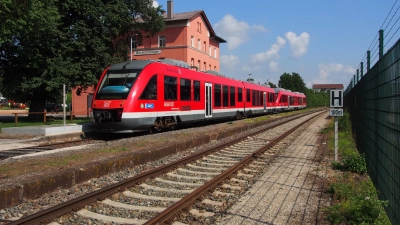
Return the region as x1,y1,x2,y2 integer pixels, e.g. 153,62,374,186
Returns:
339,110,351,131
342,154,367,174
303,88,329,108
0,0,165,112
278,72,306,93
325,177,390,225
325,109,390,224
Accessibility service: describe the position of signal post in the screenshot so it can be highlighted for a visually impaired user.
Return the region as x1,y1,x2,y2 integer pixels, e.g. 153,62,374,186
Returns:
330,89,343,161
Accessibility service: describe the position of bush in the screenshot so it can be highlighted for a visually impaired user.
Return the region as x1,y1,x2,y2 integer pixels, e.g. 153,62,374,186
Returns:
326,178,389,225
342,154,367,174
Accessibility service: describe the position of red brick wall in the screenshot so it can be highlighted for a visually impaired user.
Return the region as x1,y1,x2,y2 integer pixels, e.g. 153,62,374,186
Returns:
71,86,95,116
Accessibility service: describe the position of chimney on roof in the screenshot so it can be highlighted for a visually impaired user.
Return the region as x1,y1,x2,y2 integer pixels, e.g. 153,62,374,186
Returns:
167,0,173,19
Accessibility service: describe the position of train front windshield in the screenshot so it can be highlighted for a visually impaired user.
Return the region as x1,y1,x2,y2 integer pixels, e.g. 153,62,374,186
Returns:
95,69,142,100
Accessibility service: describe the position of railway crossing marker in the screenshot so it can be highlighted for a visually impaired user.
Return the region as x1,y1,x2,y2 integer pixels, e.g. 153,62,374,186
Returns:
330,89,343,162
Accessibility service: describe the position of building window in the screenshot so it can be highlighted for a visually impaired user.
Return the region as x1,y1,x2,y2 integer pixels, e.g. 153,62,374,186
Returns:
159,35,166,47
214,66,217,71
209,46,211,56
214,48,217,58
197,22,202,32
204,62,206,71
191,58,194,67
203,41,206,52
198,60,200,70
191,36,194,47
209,64,211,70
198,39,201,50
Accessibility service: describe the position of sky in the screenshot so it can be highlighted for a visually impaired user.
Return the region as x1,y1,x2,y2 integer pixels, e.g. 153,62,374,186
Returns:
152,0,399,88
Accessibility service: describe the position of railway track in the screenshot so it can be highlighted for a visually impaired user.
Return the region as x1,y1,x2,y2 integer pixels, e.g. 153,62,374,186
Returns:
8,110,324,225
0,140,101,161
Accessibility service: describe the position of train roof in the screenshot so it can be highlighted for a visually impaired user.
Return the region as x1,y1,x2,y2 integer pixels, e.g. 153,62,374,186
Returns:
106,59,286,91
108,60,153,70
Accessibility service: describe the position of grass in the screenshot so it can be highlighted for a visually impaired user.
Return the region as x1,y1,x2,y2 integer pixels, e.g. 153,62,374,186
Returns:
323,111,391,225
0,113,91,130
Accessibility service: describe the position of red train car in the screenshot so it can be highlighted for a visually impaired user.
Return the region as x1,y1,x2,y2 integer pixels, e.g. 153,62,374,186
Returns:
91,58,306,132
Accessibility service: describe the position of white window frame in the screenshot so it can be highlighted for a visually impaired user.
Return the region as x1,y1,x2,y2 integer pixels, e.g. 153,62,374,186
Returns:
191,36,194,47
159,35,166,47
198,39,201,50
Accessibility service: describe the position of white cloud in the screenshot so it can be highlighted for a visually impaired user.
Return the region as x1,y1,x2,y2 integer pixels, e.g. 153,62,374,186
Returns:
285,31,310,58
214,14,268,50
153,0,159,7
314,63,355,84
249,36,286,64
269,61,279,72
220,54,240,71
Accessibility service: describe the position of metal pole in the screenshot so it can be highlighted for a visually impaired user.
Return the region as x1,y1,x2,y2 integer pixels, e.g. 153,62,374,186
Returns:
360,62,364,77
379,29,384,59
63,84,66,126
130,37,132,61
367,50,371,71
335,116,338,161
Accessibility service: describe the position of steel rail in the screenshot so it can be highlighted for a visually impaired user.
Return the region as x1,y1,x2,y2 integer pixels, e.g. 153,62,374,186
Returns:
9,110,322,225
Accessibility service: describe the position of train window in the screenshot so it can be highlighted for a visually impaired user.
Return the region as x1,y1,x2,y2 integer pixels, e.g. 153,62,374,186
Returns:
95,70,140,100
194,80,200,101
214,84,221,107
164,76,177,100
180,78,191,101
246,89,251,102
223,85,229,107
252,90,256,106
259,91,262,106
269,93,274,103
238,88,242,102
230,86,235,106
139,75,157,100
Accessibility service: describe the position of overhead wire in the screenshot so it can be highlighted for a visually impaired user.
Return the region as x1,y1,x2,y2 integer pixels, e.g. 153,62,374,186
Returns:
350,0,399,89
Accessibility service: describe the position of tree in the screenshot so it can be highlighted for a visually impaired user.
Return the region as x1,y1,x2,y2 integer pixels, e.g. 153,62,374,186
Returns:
278,72,306,93
0,0,165,114
267,82,277,88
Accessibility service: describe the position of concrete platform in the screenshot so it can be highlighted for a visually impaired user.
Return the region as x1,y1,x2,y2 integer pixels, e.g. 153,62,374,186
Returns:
1,123,96,136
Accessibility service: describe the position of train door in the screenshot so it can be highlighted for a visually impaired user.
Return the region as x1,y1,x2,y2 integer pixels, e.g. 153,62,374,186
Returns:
205,83,212,118
263,92,267,112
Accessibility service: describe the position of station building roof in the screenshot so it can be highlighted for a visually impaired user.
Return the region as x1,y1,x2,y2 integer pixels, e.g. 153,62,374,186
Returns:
312,84,344,91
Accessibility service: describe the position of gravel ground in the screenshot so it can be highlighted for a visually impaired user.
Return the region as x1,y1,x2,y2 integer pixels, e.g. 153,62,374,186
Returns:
0,110,334,224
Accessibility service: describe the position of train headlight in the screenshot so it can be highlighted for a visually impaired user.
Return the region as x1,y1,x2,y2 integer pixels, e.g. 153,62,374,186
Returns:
140,103,144,109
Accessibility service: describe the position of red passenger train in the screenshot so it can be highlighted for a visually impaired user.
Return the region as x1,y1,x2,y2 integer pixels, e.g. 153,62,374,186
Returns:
91,58,307,132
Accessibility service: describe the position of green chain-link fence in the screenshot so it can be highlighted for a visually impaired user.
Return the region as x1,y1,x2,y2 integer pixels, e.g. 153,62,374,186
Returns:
344,38,400,224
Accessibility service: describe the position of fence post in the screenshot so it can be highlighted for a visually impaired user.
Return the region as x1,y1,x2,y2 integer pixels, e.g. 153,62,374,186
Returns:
367,50,371,71
361,62,364,77
14,113,18,126
379,29,384,59
44,109,47,124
